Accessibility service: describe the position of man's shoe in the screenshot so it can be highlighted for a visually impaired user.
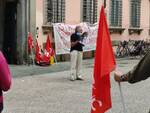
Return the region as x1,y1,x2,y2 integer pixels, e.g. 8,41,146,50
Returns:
70,75,76,81
76,76,84,81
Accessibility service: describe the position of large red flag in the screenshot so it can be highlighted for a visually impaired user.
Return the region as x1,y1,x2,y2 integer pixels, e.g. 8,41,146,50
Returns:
91,6,116,113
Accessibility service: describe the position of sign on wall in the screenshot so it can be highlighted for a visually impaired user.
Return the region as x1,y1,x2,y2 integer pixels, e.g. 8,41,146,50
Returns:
53,23,98,55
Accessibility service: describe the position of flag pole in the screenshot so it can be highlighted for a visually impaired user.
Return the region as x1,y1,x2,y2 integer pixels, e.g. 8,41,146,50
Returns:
27,32,30,66
54,54,57,64
118,82,127,113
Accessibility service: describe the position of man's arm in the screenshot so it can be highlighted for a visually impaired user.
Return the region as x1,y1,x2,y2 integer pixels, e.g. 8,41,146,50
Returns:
70,34,80,47
127,52,150,83
71,41,79,47
115,52,150,83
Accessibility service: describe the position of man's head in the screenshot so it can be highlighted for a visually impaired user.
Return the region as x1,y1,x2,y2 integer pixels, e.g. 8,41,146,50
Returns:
75,26,83,34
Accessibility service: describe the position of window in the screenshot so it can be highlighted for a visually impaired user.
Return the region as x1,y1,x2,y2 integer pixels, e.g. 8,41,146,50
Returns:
46,0,65,24
82,0,98,24
130,0,141,28
110,0,122,27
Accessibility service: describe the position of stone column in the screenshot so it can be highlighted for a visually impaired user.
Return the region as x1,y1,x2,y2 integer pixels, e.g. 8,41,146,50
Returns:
16,0,36,64
17,0,27,64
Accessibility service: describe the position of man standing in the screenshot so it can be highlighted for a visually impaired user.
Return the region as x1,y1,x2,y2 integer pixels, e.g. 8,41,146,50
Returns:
70,26,84,81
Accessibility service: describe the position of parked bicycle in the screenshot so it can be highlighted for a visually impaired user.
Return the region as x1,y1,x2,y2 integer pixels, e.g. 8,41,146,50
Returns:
115,40,150,58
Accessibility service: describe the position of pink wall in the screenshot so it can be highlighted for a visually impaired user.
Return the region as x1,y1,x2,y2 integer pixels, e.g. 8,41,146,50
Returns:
65,0,82,24
108,0,150,41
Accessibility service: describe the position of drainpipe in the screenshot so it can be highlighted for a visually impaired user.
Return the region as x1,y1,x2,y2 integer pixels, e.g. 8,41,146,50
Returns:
104,0,106,8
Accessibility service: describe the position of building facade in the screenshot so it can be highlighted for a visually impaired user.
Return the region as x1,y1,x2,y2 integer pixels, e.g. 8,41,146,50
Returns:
35,0,150,61
108,0,150,41
1,0,150,63
36,0,101,47
36,0,150,46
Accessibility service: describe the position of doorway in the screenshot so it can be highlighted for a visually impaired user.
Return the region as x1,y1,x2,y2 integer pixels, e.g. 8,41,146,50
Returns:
3,1,17,64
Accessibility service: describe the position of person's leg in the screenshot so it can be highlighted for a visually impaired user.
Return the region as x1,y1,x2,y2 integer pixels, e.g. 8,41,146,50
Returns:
70,51,78,81
76,51,83,80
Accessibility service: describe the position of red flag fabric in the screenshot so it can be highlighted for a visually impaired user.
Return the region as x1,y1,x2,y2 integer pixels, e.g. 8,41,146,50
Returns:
35,39,41,64
45,35,51,53
42,35,54,62
45,34,55,57
91,6,116,113
28,33,34,54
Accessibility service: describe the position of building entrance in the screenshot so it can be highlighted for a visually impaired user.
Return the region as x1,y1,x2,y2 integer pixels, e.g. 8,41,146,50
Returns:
3,1,17,64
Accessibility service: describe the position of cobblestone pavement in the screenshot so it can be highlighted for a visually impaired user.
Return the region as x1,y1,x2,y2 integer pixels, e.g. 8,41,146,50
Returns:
3,58,150,113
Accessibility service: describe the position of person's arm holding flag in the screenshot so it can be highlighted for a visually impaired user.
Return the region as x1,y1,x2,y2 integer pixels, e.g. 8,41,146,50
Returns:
114,52,150,83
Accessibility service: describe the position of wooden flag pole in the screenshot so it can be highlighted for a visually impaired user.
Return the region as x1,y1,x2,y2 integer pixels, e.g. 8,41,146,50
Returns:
118,82,127,113
27,32,30,66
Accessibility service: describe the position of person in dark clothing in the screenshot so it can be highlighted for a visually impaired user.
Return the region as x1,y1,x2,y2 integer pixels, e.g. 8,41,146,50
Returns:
114,52,150,113
70,26,84,81
114,52,150,83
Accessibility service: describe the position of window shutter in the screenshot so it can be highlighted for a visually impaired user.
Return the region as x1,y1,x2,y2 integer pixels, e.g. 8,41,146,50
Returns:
110,0,122,27
47,0,53,23
130,0,141,27
46,0,65,23
83,0,97,24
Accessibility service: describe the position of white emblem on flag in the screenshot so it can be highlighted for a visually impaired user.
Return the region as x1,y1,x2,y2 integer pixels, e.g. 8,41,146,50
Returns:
91,96,102,111
44,50,49,57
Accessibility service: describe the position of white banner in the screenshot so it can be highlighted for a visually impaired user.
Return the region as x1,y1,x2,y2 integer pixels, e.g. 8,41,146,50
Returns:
53,23,98,55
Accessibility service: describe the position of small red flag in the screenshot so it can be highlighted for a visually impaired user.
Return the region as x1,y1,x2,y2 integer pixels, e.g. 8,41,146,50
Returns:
42,35,55,62
35,39,41,64
28,33,34,54
91,6,116,113
45,34,55,56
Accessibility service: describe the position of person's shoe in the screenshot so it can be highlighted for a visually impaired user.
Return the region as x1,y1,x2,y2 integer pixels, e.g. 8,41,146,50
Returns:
76,76,84,81
70,75,76,81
